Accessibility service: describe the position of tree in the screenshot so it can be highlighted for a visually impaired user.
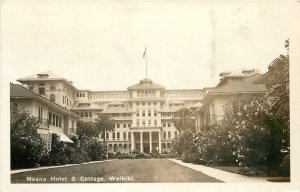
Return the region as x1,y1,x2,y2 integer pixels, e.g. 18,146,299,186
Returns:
76,121,98,140
94,113,115,142
173,108,196,133
10,102,47,169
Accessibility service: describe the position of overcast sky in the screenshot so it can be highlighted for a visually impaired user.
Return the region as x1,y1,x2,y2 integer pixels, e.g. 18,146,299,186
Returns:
1,2,294,91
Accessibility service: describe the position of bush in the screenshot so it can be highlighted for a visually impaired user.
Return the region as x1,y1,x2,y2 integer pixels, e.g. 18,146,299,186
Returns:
10,103,47,169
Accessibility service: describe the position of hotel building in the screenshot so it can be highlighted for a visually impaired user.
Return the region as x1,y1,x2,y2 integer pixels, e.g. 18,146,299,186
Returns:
15,72,205,153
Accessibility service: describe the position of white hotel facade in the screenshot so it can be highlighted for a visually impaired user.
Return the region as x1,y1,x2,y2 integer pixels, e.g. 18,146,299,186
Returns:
17,72,205,154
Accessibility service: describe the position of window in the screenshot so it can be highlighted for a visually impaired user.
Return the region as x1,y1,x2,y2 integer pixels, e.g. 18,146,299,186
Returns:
154,109,157,116
123,132,126,140
49,112,52,124
38,74,49,78
106,132,109,140
55,115,59,127
28,85,34,90
142,102,145,106
148,110,151,117
71,120,74,131
38,83,45,95
112,132,115,140
142,110,145,117
117,132,120,140
168,131,171,139
123,124,126,128
52,114,56,125
116,123,120,128
50,85,56,90
136,109,139,117
59,116,62,127
85,112,88,118
163,122,166,127
136,102,139,106
89,112,92,118
38,107,43,122
148,120,151,126
163,131,166,139
128,124,131,128
142,120,145,127
128,132,131,139
154,120,157,126
168,122,171,127
50,94,56,102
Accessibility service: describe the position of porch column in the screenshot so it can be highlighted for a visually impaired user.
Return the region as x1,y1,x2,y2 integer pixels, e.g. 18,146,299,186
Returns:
131,132,134,151
149,131,152,152
140,132,143,152
158,131,162,153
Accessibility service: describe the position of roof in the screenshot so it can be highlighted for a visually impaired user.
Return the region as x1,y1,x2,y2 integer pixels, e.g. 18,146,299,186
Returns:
127,78,165,90
254,54,288,84
71,102,103,110
190,102,203,109
17,71,78,91
209,80,266,94
169,100,185,104
108,101,125,105
201,74,267,103
10,83,79,118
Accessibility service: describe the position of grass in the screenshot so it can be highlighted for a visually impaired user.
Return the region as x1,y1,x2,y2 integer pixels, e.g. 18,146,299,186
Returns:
206,165,290,182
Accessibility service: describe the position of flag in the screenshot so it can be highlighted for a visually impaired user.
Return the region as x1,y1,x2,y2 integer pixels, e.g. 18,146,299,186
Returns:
143,47,147,58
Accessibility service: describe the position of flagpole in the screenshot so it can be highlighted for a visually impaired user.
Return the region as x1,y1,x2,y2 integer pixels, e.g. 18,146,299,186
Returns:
146,48,148,78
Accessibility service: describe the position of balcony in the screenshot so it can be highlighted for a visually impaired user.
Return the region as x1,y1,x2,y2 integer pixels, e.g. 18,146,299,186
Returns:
38,118,49,129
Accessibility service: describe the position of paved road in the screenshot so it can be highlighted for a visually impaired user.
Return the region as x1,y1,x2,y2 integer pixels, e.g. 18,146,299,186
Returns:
11,159,222,183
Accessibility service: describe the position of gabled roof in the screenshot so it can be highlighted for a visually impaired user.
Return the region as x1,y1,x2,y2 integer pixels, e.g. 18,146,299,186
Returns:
10,83,79,118
17,71,78,90
127,78,165,90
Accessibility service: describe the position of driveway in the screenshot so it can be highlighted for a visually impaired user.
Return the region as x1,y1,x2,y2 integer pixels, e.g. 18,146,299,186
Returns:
11,159,222,183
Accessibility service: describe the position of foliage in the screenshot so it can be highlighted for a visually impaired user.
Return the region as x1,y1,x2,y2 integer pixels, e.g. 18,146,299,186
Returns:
193,123,236,165
94,113,115,142
76,121,98,140
10,103,47,169
84,137,107,161
173,108,196,134
44,134,76,165
171,132,197,162
223,96,289,175
171,41,290,176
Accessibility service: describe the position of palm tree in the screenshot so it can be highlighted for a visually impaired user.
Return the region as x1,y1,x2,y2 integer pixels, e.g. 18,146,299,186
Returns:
94,113,115,157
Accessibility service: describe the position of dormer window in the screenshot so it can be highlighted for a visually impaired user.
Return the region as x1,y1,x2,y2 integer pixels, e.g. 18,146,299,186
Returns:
37,74,49,78
38,83,45,95
78,103,91,107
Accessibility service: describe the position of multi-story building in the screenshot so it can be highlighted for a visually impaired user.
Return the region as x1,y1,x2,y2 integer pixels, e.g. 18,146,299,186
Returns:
191,69,267,133
10,83,79,151
16,71,205,154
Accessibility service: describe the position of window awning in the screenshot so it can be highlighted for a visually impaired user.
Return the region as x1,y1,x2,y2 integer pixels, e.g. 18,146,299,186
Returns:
49,129,74,143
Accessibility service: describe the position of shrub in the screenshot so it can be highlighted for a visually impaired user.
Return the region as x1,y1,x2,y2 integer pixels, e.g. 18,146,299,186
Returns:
10,103,47,169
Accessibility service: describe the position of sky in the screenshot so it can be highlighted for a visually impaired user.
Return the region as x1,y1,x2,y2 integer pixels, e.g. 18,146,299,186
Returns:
1,2,295,91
